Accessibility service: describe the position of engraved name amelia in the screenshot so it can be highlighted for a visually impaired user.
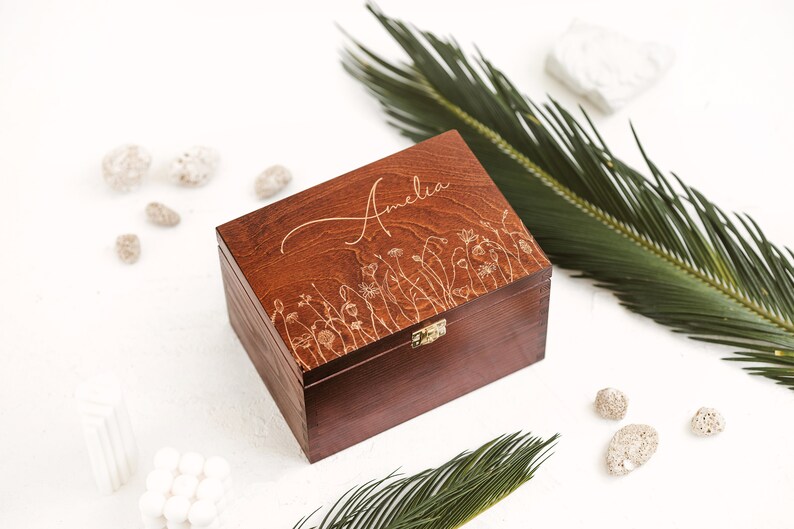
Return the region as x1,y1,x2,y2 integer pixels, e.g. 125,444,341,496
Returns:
280,176,450,254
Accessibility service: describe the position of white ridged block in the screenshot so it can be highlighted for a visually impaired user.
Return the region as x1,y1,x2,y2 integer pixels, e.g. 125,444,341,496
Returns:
76,373,138,494
546,19,674,113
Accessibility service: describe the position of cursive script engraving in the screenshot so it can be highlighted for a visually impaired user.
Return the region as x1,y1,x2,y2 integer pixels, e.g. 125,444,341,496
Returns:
280,176,450,253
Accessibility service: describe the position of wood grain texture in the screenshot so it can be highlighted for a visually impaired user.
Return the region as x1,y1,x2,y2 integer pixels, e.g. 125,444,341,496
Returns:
217,130,550,372
219,249,308,452
304,272,551,462
216,130,553,462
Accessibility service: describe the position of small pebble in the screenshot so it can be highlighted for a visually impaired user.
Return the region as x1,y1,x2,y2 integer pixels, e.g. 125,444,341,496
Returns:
255,164,292,199
170,146,218,187
691,407,725,436
146,202,181,227
606,423,658,476
115,234,141,264
102,144,151,192
594,387,628,420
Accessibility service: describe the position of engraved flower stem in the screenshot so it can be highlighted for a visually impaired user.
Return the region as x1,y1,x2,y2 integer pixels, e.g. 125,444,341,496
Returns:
484,241,510,283
293,319,326,364
466,241,488,293
453,247,478,294
487,271,498,289
376,254,421,321
303,301,347,354
343,285,391,338
501,217,530,274
368,271,401,329
422,238,457,307
380,274,413,324
313,284,357,352
416,264,446,309
395,256,443,313
279,314,312,370
484,227,515,281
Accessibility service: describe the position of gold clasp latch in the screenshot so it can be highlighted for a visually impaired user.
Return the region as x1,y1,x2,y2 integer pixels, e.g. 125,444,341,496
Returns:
411,319,447,348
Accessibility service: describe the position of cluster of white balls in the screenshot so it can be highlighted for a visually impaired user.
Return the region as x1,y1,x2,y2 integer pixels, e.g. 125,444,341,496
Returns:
138,448,231,529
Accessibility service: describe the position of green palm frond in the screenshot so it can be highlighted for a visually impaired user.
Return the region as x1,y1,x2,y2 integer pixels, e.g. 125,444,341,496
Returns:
341,4,794,389
293,432,558,529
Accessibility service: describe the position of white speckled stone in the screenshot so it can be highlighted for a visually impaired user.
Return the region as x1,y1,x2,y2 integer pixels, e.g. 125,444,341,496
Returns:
146,202,181,227
102,144,151,191
691,407,725,436
594,387,628,420
546,20,674,113
169,146,218,187
606,424,658,476
115,234,141,264
255,164,292,199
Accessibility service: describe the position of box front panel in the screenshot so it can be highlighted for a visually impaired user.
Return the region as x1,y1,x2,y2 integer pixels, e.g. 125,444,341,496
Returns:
303,274,551,462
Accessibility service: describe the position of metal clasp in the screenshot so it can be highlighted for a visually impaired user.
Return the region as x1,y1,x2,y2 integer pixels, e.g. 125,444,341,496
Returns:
411,319,447,348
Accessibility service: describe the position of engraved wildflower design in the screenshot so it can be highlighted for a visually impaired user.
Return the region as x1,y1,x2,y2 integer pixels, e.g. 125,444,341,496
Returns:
361,263,378,277
344,302,358,317
271,209,546,370
458,229,477,244
359,282,380,299
317,329,336,350
477,262,497,278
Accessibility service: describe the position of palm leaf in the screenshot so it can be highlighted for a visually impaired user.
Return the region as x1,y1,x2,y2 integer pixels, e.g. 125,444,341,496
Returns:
293,432,558,529
340,4,794,389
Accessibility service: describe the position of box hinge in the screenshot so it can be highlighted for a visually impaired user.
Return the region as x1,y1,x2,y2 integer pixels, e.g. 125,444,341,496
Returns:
411,319,447,348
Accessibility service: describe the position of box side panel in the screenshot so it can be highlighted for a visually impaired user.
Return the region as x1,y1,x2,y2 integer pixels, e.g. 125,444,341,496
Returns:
217,235,303,382
219,249,309,453
304,275,551,462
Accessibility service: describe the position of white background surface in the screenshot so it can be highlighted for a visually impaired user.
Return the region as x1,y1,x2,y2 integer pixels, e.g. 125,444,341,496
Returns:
1,1,793,527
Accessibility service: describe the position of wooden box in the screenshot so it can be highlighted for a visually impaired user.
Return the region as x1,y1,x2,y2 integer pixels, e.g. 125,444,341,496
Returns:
216,131,552,462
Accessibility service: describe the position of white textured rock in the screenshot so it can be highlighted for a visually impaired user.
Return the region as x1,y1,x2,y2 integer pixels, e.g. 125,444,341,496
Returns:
169,146,218,187
102,144,151,191
255,164,292,199
594,387,628,420
606,424,658,476
146,202,181,227
691,407,726,436
115,234,141,264
546,20,674,113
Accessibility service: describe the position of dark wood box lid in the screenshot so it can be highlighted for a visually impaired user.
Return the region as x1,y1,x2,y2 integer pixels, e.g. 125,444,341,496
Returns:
217,131,550,375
